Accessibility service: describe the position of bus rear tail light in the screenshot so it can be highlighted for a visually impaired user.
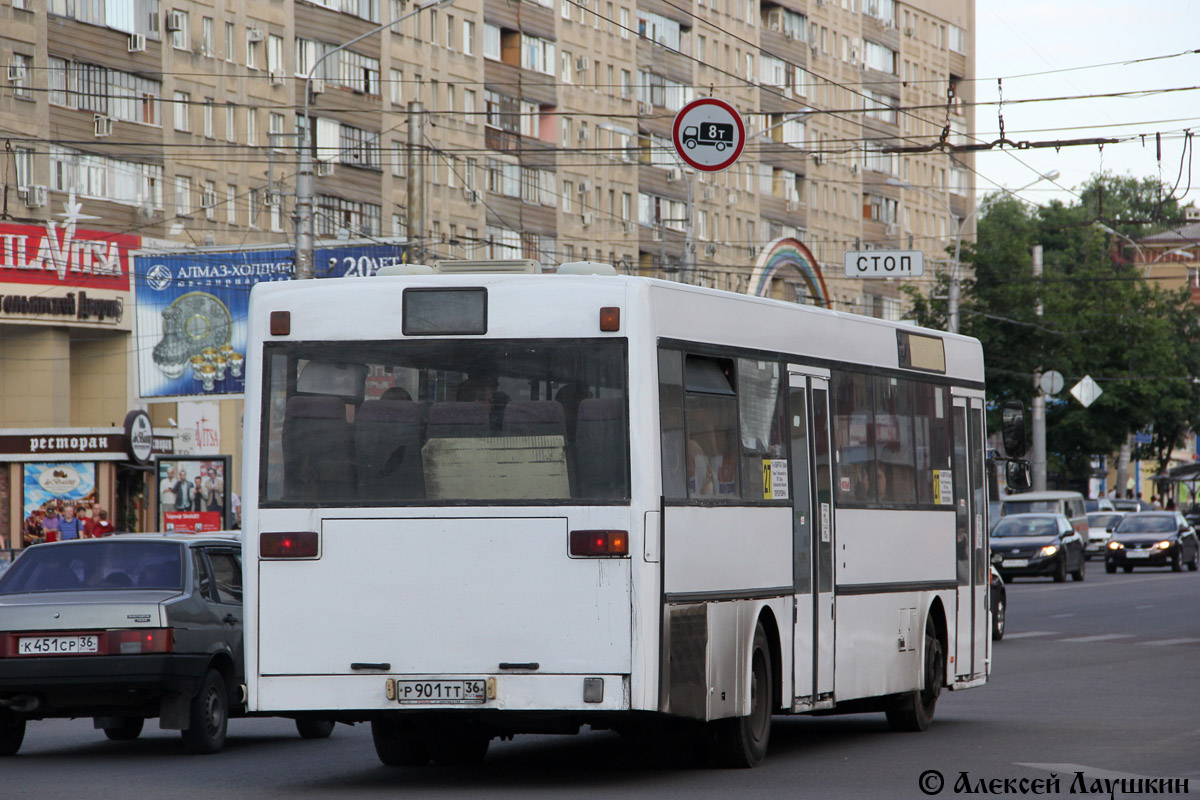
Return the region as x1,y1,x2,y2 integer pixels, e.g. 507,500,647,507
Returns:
570,530,629,557
260,531,319,558
599,307,620,332
270,310,291,335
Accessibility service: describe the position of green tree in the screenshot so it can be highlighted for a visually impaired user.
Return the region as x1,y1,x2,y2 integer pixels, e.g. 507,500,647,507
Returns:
903,173,1196,485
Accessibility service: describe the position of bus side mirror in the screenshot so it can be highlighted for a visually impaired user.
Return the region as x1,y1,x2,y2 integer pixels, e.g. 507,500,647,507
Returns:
1001,400,1027,459
1006,460,1032,492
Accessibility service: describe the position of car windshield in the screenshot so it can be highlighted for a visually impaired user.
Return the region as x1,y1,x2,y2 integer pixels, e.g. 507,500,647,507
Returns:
1088,513,1122,528
0,541,184,594
1002,500,1060,515
992,517,1059,538
1115,515,1175,534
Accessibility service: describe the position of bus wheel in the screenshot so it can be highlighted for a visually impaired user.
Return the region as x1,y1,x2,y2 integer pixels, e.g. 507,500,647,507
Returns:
887,617,943,732
711,623,772,768
0,710,25,756
295,718,335,739
429,728,490,765
371,720,430,767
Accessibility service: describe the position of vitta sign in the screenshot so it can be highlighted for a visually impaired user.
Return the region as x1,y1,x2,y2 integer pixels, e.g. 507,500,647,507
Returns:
843,250,925,278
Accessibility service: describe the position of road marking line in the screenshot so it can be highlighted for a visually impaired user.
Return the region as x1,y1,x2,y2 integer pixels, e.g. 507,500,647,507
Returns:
1002,631,1056,639
1141,638,1200,646
1060,634,1135,643
1135,604,1156,609
1051,613,1076,618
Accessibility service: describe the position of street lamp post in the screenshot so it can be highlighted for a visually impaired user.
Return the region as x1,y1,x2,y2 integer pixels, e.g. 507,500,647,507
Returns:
887,170,1059,334
295,0,455,280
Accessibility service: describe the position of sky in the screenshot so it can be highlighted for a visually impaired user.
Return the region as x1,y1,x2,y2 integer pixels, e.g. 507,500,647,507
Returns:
971,0,1199,213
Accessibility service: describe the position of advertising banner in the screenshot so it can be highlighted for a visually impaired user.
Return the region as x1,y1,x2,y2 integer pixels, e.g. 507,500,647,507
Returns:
135,242,406,398
22,462,99,545
0,199,139,331
156,456,230,532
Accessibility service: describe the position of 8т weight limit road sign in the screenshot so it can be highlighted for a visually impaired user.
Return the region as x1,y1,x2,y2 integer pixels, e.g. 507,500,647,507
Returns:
672,98,745,172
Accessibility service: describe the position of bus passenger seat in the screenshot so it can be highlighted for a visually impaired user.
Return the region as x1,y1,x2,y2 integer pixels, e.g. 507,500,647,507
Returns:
356,398,425,500
574,397,628,498
282,395,356,500
502,400,566,440
425,401,491,439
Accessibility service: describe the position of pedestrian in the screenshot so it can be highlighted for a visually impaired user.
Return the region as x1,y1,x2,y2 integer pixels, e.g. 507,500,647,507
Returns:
92,509,116,537
57,504,84,541
42,506,60,543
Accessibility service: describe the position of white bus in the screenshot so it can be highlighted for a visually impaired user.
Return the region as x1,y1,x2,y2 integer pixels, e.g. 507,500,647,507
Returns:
242,269,999,767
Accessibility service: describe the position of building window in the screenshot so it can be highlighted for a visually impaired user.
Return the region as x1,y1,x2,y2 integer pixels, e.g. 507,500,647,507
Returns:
201,17,214,56
203,99,214,138
226,185,237,224
9,54,32,99
175,175,192,217
463,20,475,55
171,9,188,50
483,23,501,60
225,22,235,61
203,180,217,220
173,91,190,131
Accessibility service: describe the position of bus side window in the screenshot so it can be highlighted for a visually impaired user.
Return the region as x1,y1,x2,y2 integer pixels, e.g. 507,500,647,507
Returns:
659,349,687,500
832,371,875,505
736,358,786,500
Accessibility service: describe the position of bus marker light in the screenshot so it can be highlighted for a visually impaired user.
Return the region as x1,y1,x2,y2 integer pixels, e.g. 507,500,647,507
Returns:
270,310,291,336
386,679,397,700
599,307,620,331
570,530,629,557
583,677,604,703
260,531,319,558
486,677,497,700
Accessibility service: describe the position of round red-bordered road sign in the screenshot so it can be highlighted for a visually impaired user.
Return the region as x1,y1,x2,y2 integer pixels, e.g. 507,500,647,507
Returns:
671,98,746,172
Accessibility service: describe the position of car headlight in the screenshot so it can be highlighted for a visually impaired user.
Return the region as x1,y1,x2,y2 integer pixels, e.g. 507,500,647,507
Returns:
1156,540,1173,550
1038,545,1059,557
1108,541,1124,550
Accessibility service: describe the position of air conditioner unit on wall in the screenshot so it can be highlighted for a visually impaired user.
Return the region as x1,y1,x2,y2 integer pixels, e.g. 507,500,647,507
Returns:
575,56,590,72
786,199,799,212
94,115,114,137
247,28,265,43
166,10,185,32
270,69,285,86
310,78,325,94
128,33,146,52
25,184,47,208
704,243,716,255
666,167,681,182
637,101,652,115
316,161,335,176
582,211,595,227
464,188,480,205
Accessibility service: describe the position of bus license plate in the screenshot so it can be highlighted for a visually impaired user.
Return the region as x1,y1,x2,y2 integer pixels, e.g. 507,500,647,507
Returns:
17,635,100,656
394,679,486,705
1126,550,1151,559
1001,559,1027,568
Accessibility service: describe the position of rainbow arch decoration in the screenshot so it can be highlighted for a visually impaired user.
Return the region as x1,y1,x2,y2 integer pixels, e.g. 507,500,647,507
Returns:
746,237,831,308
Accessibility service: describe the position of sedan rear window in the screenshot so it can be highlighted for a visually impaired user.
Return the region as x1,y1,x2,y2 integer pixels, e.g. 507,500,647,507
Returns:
1115,515,1175,534
992,517,1058,538
0,542,184,595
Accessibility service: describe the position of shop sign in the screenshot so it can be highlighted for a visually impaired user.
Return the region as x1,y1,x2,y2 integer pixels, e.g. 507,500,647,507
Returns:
0,426,174,461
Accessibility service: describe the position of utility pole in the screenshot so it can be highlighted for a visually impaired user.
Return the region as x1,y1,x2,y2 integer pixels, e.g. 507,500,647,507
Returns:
295,119,315,280
681,169,696,283
406,101,425,265
1031,244,1047,491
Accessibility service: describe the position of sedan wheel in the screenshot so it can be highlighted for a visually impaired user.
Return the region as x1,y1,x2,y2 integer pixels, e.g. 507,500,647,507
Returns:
1053,556,1068,583
0,710,25,756
1105,561,1117,574
1071,556,1085,582
1188,548,1199,571
1171,550,1183,572
992,594,1006,641
181,669,229,755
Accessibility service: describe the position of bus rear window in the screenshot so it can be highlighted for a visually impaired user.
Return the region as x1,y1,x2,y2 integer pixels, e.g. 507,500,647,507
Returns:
260,339,629,506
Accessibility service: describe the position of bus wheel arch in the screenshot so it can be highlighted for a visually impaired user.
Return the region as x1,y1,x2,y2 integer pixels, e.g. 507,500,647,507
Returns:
886,599,947,733
754,607,784,714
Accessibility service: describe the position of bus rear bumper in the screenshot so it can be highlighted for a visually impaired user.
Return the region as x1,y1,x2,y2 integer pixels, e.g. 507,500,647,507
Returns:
251,673,632,715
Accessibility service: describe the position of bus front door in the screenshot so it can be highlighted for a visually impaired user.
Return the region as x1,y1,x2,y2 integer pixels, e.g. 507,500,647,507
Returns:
789,371,835,706
952,394,988,682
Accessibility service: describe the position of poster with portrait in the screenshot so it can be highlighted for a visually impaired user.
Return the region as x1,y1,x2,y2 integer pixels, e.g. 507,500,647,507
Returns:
22,463,99,546
156,455,230,533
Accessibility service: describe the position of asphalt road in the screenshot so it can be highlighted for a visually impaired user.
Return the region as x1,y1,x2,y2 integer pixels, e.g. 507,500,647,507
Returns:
7,568,1200,800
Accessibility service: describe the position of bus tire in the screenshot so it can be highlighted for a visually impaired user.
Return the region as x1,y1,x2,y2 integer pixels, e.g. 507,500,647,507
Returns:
371,719,430,767
886,616,943,732
102,717,145,741
710,623,772,768
295,718,335,739
181,668,229,754
0,710,25,756
429,728,490,765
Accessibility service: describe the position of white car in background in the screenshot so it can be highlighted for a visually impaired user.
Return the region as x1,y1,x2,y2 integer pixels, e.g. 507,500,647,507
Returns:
1084,511,1125,560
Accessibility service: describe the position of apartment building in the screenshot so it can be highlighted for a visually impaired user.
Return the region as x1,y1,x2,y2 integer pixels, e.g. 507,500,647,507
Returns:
0,0,973,540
